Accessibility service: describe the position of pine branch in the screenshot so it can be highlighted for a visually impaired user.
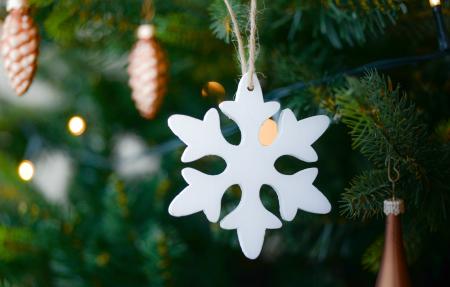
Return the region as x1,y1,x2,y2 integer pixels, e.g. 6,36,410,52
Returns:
336,72,428,169
292,0,407,48
337,72,450,226
340,169,390,220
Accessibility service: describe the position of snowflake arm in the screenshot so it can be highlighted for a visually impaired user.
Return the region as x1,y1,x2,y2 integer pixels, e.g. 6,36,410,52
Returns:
270,168,331,221
271,109,330,162
168,168,233,222
219,73,279,142
168,108,231,162
220,182,282,259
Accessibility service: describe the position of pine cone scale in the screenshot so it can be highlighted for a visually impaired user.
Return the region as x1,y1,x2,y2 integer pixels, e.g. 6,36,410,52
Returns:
1,8,39,96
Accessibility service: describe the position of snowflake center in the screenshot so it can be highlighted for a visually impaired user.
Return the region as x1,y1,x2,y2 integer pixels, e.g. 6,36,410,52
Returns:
226,144,276,184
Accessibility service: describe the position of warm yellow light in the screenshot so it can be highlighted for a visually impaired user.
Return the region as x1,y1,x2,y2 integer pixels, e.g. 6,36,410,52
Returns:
18,160,35,181
201,81,226,98
430,0,441,7
259,119,278,146
68,116,86,136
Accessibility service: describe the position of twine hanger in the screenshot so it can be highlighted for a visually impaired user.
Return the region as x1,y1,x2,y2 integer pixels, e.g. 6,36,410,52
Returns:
142,0,155,22
223,0,258,91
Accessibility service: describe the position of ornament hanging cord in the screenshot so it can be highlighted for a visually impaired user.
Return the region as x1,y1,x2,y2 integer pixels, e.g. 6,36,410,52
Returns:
142,0,155,22
386,157,400,200
223,0,258,90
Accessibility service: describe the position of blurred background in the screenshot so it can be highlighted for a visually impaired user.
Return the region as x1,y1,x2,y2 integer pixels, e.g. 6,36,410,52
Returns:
0,0,449,286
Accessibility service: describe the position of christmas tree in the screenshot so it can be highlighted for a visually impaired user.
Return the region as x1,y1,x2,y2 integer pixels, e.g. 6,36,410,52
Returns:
0,0,449,286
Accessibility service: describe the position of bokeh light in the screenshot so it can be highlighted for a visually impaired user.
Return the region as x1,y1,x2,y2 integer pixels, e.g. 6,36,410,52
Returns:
201,81,226,99
68,115,87,136
18,160,35,181
429,0,441,7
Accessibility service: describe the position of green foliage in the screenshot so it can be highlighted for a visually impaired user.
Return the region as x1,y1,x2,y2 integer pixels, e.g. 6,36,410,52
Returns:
137,225,186,286
361,236,383,273
209,0,247,44
0,226,35,262
336,73,428,168
259,0,407,49
337,72,450,225
0,280,15,287
317,0,407,48
435,119,450,143
340,169,389,220
30,0,408,49
43,1,80,44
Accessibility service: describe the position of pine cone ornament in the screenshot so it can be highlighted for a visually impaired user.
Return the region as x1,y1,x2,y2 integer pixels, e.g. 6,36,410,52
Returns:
1,0,39,96
128,24,168,119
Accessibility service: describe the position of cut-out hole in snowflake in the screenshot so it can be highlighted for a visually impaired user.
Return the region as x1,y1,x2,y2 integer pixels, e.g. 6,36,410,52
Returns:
220,184,242,219
168,73,331,259
274,155,310,175
260,184,280,214
188,155,226,176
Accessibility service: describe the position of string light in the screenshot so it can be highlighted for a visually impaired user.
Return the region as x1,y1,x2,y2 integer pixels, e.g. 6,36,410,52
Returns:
68,116,87,136
201,81,226,99
18,160,35,181
429,0,441,7
430,0,449,51
33,50,445,170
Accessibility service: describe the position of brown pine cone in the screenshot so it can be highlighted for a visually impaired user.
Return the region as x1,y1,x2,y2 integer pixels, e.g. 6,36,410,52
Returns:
128,24,168,119
1,6,39,96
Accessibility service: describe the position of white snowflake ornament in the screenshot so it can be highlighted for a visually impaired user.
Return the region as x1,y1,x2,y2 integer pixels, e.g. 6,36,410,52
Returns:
168,73,331,259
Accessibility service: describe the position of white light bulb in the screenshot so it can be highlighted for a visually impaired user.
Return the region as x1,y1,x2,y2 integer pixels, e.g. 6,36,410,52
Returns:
68,116,86,136
429,0,441,7
18,160,34,181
